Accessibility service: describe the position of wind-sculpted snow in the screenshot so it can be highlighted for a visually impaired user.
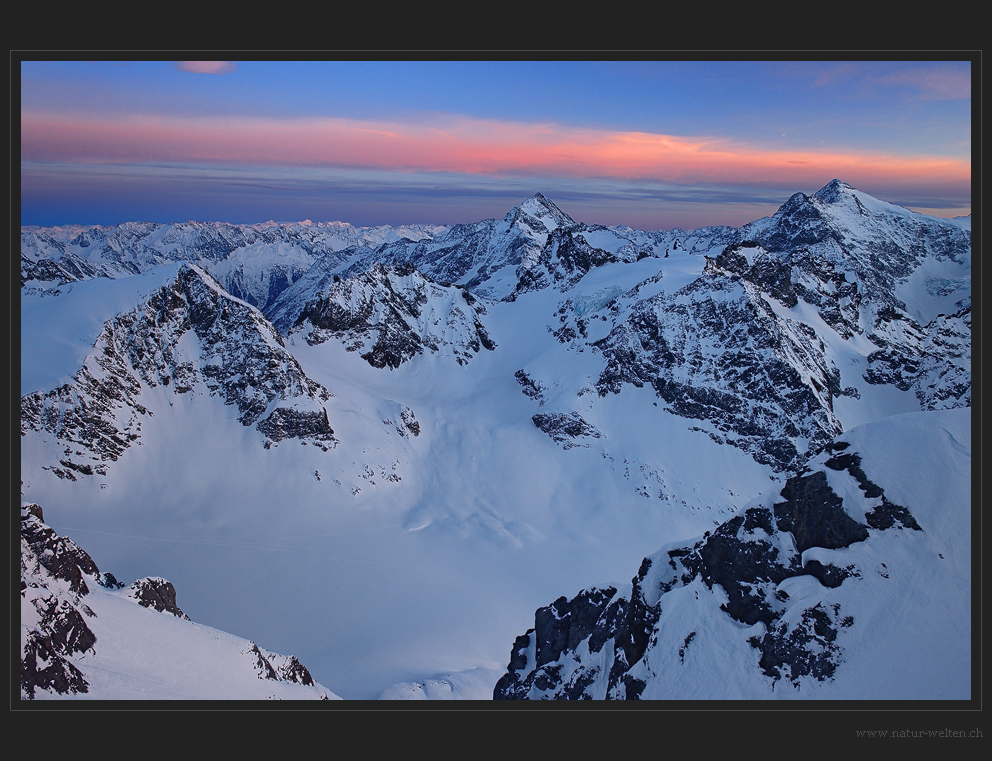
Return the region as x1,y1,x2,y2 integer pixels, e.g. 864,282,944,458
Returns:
494,408,970,700
20,504,340,700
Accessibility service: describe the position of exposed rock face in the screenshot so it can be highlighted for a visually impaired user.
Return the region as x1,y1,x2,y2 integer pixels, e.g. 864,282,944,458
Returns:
740,180,971,411
531,412,602,449
255,406,335,447
493,428,926,700
127,577,190,619
584,182,969,472
246,642,316,686
863,301,971,409
21,264,337,477
592,263,843,471
512,225,622,295
399,406,420,437
288,262,496,369
493,577,659,700
20,505,98,698
20,503,100,596
514,369,546,403
20,337,149,479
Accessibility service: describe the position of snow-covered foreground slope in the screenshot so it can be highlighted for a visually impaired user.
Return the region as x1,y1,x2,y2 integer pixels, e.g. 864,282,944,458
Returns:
19,181,971,700
20,504,340,700
494,408,971,700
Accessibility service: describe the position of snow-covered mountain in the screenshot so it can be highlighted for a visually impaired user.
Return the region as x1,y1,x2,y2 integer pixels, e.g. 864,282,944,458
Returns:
21,218,447,311
276,260,496,369
22,263,337,482
584,180,970,471
19,180,971,700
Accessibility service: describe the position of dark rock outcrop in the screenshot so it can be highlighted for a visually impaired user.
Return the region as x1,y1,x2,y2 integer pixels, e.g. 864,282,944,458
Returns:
127,577,190,619
531,412,602,449
20,503,333,699
20,506,99,698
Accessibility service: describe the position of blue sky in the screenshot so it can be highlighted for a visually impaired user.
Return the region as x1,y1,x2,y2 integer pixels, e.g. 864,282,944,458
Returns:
19,58,973,230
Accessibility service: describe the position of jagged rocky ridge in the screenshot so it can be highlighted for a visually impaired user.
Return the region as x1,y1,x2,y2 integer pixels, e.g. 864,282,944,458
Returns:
727,181,971,412
590,256,845,470
565,181,971,471
493,408,970,700
324,192,585,299
20,503,337,700
21,264,337,478
282,261,496,369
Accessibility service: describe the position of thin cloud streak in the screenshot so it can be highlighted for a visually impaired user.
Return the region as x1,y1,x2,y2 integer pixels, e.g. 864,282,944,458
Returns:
21,110,970,196
809,61,972,101
880,67,972,100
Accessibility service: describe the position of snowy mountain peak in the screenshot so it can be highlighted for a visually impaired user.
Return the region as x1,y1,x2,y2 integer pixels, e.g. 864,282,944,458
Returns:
812,178,854,202
21,262,337,480
777,179,937,233
505,193,576,233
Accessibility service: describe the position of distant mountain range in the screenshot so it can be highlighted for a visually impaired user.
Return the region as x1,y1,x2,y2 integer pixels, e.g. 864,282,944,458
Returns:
20,180,971,700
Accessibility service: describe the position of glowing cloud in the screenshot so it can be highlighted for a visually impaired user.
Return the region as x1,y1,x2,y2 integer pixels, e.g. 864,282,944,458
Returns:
20,110,970,198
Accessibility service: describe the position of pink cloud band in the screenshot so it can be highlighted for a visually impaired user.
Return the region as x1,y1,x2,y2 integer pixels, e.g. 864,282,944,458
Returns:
21,110,971,192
